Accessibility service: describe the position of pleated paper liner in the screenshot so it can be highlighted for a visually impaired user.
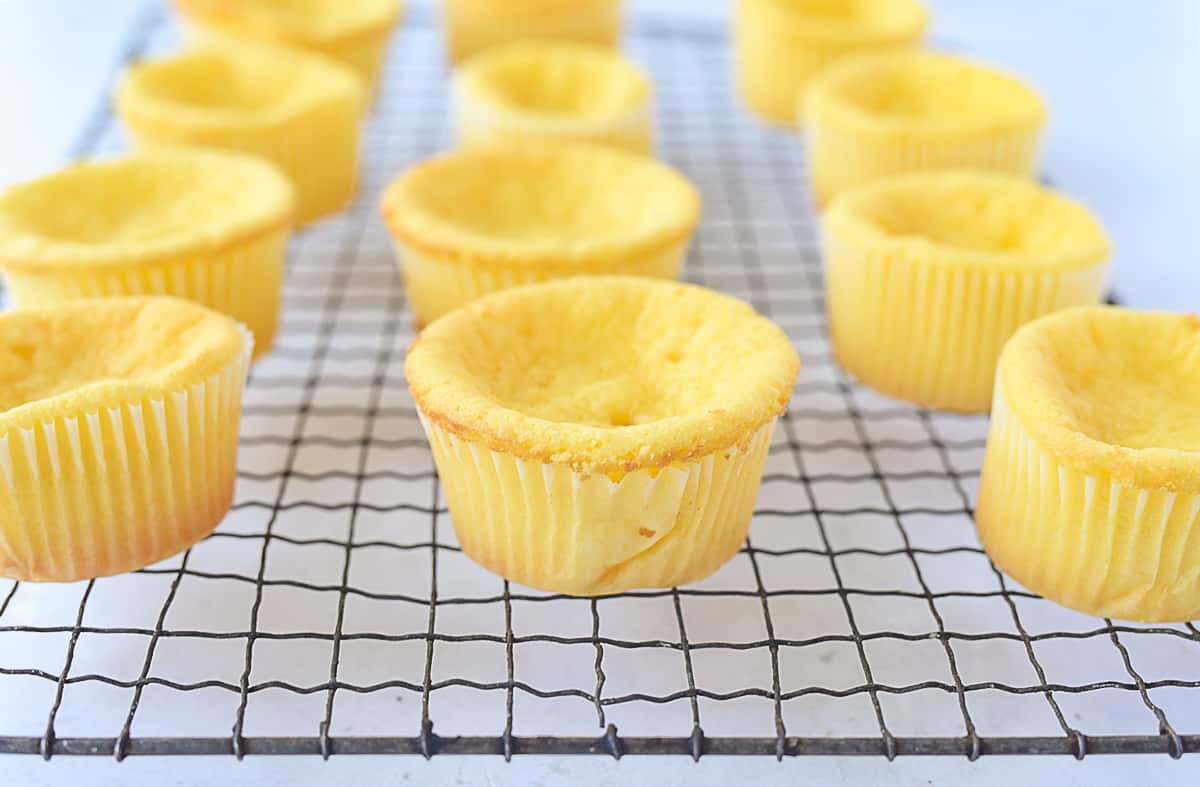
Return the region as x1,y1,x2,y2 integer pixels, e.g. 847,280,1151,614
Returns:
977,375,1200,623
4,231,286,360
395,237,687,329
823,234,1110,412
809,126,1043,207
0,327,252,582
421,414,776,595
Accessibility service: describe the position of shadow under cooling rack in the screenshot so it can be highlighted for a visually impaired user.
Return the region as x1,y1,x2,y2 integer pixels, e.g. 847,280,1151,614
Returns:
0,5,1196,761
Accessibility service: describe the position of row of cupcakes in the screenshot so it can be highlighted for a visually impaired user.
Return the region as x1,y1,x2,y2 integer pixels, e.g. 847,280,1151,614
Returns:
0,2,722,589
0,0,407,582
735,2,1200,622
0,2,1195,626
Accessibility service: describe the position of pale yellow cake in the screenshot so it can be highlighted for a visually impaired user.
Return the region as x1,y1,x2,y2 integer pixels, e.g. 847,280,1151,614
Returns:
806,50,1047,205
381,144,700,327
977,307,1200,622
822,170,1110,411
454,40,654,154
406,276,801,594
174,0,404,98
116,41,364,224
0,149,294,359
0,297,251,582
734,0,927,128
442,0,621,63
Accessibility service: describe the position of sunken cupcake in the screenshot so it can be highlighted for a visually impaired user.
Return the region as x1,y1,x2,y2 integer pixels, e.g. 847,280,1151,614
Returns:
0,298,250,582
381,144,700,327
977,307,1200,622
806,51,1046,205
0,149,294,359
822,170,1110,412
734,0,927,128
117,41,364,224
406,277,801,594
454,40,654,154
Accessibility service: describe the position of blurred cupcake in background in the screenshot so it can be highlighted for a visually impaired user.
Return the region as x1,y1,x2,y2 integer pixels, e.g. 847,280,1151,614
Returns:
173,0,404,100
117,40,364,225
821,170,1111,412
805,50,1047,206
734,0,927,128
442,0,621,64
454,40,654,155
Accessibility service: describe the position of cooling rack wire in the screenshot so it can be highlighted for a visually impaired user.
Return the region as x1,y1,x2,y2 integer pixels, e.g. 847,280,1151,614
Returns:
0,4,1197,762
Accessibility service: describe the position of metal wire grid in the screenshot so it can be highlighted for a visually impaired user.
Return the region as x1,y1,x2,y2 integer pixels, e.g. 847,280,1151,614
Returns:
1,5,1198,761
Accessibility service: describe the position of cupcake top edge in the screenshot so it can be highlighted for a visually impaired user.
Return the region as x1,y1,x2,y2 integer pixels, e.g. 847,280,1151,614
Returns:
745,0,928,43
117,42,365,129
455,39,651,123
0,149,295,269
381,145,700,267
0,297,248,433
405,276,801,475
173,0,404,47
806,50,1047,136
998,306,1200,494
822,170,1111,271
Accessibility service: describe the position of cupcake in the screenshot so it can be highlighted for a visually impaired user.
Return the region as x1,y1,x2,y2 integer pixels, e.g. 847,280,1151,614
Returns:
734,0,927,128
442,0,621,64
381,145,700,328
0,297,251,582
977,307,1200,622
0,149,293,360
806,51,1047,206
406,277,801,595
822,170,1110,412
116,41,364,224
173,0,404,99
454,40,654,155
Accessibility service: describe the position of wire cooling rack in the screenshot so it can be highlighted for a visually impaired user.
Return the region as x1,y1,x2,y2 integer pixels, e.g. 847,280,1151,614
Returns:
1,4,1198,762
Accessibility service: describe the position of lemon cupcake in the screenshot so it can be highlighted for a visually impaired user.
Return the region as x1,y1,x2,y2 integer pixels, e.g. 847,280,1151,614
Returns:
806,51,1047,206
454,40,654,155
0,150,293,360
381,145,700,328
977,307,1200,622
822,171,1110,412
117,41,364,225
734,0,927,128
442,0,621,64
407,277,800,595
173,0,403,99
0,297,250,582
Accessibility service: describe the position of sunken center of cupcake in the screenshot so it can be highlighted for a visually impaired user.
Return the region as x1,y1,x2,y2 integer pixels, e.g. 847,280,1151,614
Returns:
833,55,1041,125
0,300,239,413
398,149,695,249
467,45,648,119
1033,312,1200,452
437,280,791,429
135,50,301,112
0,154,284,247
842,174,1109,259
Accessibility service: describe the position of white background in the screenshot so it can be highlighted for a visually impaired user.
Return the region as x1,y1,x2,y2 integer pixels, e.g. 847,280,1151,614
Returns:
0,1,1197,785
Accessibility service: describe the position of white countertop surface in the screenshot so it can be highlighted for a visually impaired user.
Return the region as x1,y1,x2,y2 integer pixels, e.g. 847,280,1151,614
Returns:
0,2,1198,785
